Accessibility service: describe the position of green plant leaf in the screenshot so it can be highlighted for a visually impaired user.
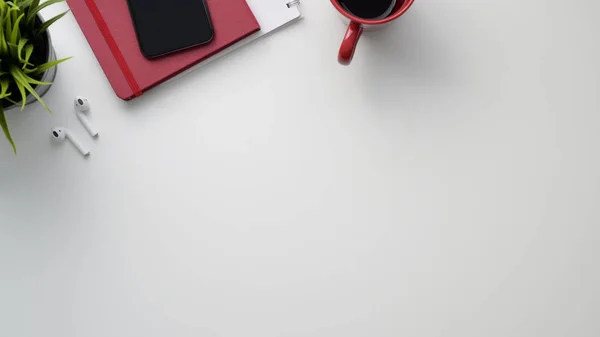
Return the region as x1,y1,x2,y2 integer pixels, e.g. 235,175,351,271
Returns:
4,96,20,105
9,13,25,44
0,77,11,98
3,9,12,48
19,70,51,86
38,10,70,34
28,56,71,75
0,13,7,54
22,44,34,68
0,20,6,54
31,0,40,10
11,65,50,112
25,0,40,29
14,79,27,110
5,8,18,42
26,0,64,27
17,38,28,62
7,42,20,60
0,106,17,154
17,0,34,9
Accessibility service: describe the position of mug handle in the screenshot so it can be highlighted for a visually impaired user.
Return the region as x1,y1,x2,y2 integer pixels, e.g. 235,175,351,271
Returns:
338,22,363,65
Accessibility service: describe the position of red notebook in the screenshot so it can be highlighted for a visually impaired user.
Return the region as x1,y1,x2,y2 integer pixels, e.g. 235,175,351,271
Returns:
67,0,260,100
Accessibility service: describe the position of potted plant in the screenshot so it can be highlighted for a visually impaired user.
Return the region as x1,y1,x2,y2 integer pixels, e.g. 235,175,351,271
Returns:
0,0,70,154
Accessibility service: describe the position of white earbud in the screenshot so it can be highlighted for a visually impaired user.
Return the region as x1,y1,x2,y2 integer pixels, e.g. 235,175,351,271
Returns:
74,96,98,137
51,127,90,156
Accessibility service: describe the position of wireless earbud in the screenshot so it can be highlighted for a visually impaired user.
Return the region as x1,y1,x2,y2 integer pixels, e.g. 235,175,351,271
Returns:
74,96,98,137
51,127,90,157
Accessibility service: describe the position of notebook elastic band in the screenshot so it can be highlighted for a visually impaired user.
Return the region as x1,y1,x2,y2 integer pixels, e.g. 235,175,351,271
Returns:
84,0,142,97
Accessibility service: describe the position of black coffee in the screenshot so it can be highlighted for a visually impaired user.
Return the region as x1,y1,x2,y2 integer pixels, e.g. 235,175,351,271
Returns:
339,0,397,20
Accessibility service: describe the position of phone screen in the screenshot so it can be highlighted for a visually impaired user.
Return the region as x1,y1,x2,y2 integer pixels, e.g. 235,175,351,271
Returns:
126,0,214,58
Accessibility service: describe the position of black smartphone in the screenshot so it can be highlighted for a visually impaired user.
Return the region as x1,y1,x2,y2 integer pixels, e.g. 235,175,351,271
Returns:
126,0,214,59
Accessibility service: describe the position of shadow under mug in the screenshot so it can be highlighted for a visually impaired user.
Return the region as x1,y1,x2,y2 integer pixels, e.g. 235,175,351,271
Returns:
331,0,415,65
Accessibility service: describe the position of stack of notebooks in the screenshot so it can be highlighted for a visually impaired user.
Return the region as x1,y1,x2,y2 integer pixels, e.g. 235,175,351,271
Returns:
67,0,301,100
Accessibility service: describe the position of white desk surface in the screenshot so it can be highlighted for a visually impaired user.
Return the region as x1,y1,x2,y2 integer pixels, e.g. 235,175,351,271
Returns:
1,0,599,336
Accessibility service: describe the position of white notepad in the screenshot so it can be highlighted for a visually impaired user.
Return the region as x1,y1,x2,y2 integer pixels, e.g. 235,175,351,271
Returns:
173,0,302,80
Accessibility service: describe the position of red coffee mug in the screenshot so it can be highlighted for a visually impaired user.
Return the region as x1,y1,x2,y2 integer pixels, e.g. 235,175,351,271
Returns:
331,0,415,65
